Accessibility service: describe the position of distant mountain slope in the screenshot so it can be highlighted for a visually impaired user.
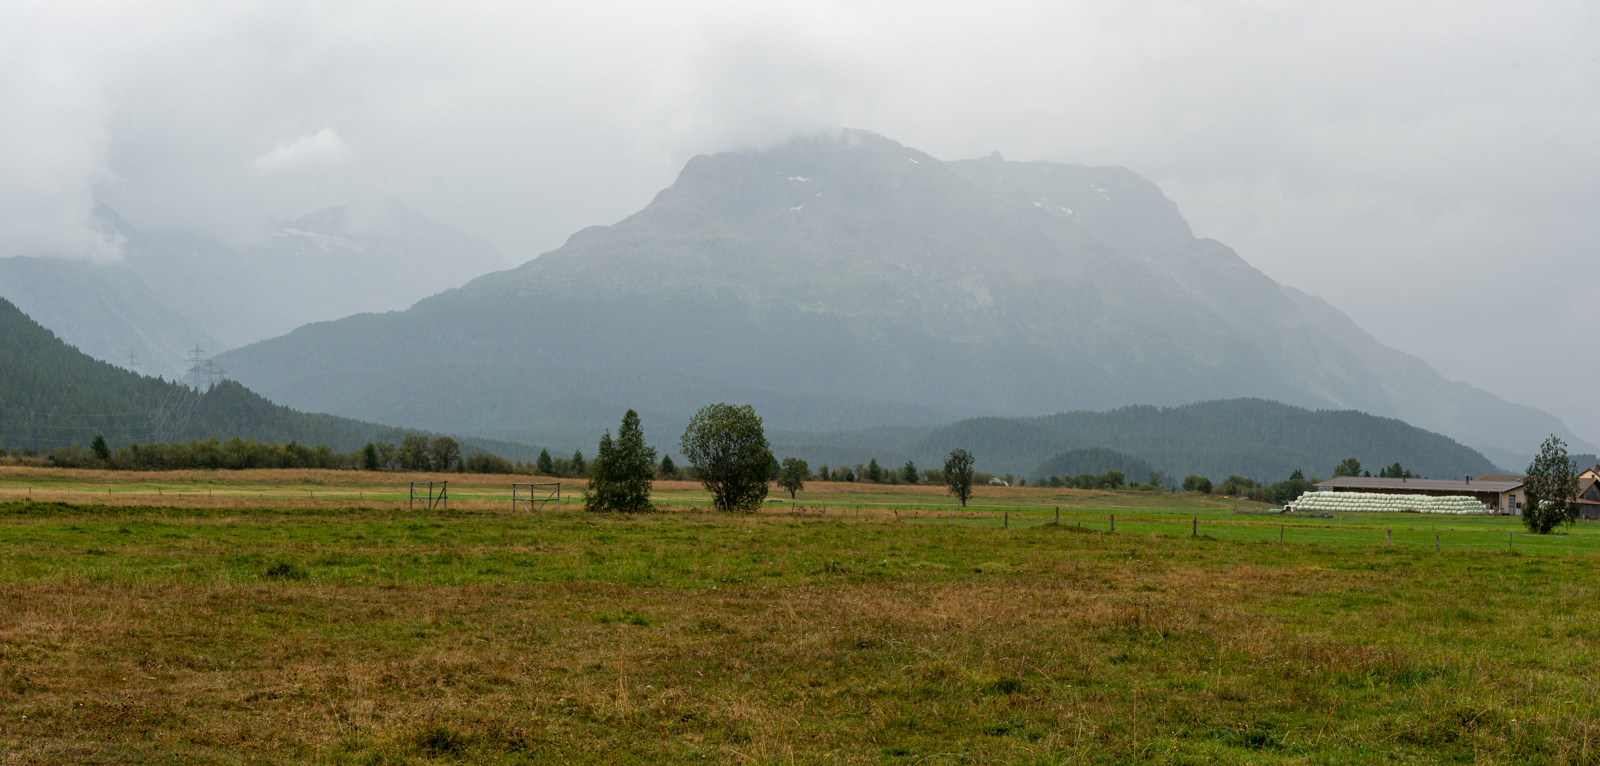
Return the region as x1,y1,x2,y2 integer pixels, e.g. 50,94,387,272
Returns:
0,297,538,460
216,130,1592,459
1030,449,1159,485
0,255,225,377
771,399,1502,483
942,156,1593,459
0,200,509,379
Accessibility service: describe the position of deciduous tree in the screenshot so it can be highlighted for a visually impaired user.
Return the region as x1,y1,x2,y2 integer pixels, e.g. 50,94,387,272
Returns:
777,457,808,499
944,448,975,507
399,435,431,471
1524,435,1580,534
428,437,461,472
680,403,772,512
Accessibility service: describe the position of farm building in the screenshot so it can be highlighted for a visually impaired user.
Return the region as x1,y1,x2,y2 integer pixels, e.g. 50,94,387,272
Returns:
1313,470,1600,518
1579,471,1600,519
1313,476,1524,514
1477,469,1600,519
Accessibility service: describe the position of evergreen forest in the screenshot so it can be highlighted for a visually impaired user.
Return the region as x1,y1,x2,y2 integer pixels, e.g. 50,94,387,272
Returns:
774,399,1503,486
0,298,538,463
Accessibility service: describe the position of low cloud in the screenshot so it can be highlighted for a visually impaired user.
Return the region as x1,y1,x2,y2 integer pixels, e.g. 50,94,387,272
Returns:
252,128,351,174
0,0,121,261
0,0,1597,437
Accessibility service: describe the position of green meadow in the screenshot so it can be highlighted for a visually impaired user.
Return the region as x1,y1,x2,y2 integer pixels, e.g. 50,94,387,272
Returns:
3,472,1600,764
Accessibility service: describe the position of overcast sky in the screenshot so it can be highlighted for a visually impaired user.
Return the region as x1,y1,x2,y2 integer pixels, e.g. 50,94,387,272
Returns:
3,0,1598,444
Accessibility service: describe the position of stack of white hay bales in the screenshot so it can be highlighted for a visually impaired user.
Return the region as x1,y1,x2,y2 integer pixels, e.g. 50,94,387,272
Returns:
1290,492,1489,515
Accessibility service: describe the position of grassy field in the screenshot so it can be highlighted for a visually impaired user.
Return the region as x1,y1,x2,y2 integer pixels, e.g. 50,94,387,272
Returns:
0,466,1276,513
3,468,1600,764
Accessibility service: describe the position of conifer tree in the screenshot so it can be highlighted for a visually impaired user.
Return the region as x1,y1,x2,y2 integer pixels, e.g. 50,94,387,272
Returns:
1332,458,1362,477
586,432,618,510
611,410,658,512
588,411,658,512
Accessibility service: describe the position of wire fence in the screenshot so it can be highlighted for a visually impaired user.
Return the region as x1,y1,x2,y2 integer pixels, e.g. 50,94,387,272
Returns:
6,485,1600,556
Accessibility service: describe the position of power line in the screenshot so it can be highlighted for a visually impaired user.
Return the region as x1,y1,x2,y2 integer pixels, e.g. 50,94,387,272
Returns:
0,342,224,447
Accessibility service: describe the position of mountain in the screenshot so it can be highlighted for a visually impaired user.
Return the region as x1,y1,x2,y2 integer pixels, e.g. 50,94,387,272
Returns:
215,130,1595,460
0,296,539,460
770,399,1502,483
0,254,226,378
0,200,509,379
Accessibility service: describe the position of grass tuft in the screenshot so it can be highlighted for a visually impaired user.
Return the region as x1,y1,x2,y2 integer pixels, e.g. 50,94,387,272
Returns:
263,560,307,580
415,723,472,755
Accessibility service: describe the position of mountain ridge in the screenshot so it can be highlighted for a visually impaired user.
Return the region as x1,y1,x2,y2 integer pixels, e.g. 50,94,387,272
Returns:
0,199,508,379
215,129,1593,459
771,398,1504,483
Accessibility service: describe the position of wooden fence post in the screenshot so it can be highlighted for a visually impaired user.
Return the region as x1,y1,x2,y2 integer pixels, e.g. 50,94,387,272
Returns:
1110,514,1115,533
1387,529,1392,545
1004,511,1009,529
1192,516,1197,537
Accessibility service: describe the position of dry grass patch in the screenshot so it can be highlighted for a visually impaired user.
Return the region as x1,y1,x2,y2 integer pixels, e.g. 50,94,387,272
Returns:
2,501,1599,763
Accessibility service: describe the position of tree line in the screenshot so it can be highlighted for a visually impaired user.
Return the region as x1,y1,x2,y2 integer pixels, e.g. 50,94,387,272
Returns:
14,433,524,474
1179,470,1319,505
577,404,982,513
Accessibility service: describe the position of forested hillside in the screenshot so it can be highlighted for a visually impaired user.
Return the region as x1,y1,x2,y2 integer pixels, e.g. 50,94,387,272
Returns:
0,297,537,460
1030,449,1159,485
772,399,1501,484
